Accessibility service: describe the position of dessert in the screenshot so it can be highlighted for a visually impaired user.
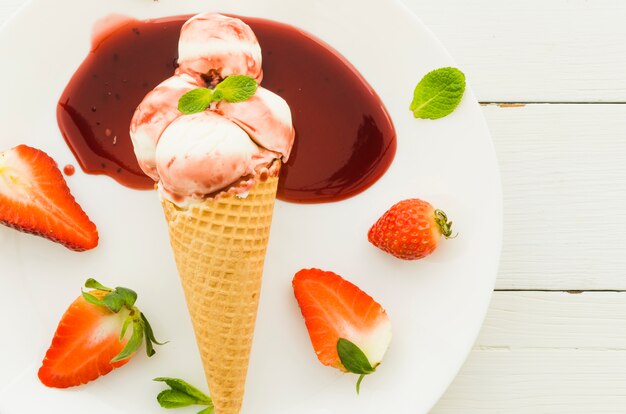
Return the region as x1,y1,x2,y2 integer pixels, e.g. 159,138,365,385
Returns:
292,268,392,393
368,198,455,260
38,279,162,388
57,14,396,202
177,13,263,83
130,12,294,414
0,145,98,251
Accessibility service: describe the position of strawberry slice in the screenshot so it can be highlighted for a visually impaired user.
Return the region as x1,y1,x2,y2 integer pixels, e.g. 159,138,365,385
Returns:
0,145,98,251
38,279,164,388
293,268,392,392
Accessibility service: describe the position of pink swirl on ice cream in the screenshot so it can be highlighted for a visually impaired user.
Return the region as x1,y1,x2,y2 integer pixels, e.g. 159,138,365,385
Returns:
130,73,201,180
177,12,263,83
155,111,279,203
217,87,295,161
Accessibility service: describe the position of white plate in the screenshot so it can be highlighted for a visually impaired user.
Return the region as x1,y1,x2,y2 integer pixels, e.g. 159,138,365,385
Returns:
0,1,501,413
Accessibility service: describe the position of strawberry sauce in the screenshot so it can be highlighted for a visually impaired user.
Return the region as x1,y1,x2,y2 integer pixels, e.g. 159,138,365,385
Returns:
63,164,75,176
57,15,396,202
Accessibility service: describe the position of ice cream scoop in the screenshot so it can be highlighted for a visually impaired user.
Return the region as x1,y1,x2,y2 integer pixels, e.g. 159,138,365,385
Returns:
155,111,279,204
177,12,263,83
217,86,295,161
130,74,202,180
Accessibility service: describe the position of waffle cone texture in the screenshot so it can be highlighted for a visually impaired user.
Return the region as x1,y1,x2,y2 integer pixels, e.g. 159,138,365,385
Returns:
161,173,280,414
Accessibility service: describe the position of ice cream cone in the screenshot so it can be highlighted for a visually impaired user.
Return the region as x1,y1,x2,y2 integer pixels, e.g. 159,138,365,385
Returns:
161,169,280,414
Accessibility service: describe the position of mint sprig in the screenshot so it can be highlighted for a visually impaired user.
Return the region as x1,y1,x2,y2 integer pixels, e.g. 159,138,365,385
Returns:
337,338,379,394
154,377,214,413
178,75,258,115
81,278,165,362
410,67,466,120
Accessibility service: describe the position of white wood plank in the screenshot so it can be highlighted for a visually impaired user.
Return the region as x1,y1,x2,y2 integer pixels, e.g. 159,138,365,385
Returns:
406,0,626,102
434,291,626,413
486,103,626,290
2,1,626,102
476,291,626,349
434,349,626,413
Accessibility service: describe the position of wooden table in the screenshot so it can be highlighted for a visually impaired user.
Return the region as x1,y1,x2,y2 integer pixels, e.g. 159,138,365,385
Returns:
2,1,625,412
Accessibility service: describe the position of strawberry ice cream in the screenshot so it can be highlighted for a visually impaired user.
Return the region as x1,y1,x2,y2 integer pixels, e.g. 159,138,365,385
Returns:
155,111,279,204
217,87,294,161
130,13,294,206
130,74,201,181
177,12,263,83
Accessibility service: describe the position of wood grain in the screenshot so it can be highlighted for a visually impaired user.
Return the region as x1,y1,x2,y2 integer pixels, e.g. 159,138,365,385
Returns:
407,0,626,102
433,291,626,413
486,104,626,290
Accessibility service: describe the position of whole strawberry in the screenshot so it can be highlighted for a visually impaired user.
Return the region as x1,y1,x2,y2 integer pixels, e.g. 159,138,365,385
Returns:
368,198,454,260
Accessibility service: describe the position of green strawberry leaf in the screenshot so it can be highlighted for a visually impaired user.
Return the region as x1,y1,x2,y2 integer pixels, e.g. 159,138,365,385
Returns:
84,278,112,291
337,338,375,375
178,88,214,114
154,378,212,404
102,291,125,313
111,320,143,362
337,338,377,394
433,209,456,239
81,291,105,307
142,312,167,352
214,75,258,103
410,67,466,120
115,287,138,308
120,315,133,341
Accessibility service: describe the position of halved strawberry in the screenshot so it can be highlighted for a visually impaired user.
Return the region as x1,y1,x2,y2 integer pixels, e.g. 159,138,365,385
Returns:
38,279,163,388
293,269,392,393
0,145,98,251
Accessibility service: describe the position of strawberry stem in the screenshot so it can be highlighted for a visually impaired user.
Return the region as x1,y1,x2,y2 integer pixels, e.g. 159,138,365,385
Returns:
356,374,366,394
434,209,456,239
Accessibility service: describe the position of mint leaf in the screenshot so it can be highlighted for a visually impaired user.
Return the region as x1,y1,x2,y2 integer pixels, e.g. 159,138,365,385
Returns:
177,76,258,116
410,67,466,120
153,378,212,404
178,88,214,114
214,75,258,103
337,338,375,375
84,278,112,291
154,378,213,411
156,390,199,408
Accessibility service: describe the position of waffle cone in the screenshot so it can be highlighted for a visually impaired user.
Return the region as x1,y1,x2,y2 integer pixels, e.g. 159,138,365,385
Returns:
161,172,279,414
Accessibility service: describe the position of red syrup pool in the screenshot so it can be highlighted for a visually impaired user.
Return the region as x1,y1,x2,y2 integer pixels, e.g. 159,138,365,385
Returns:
57,15,396,202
